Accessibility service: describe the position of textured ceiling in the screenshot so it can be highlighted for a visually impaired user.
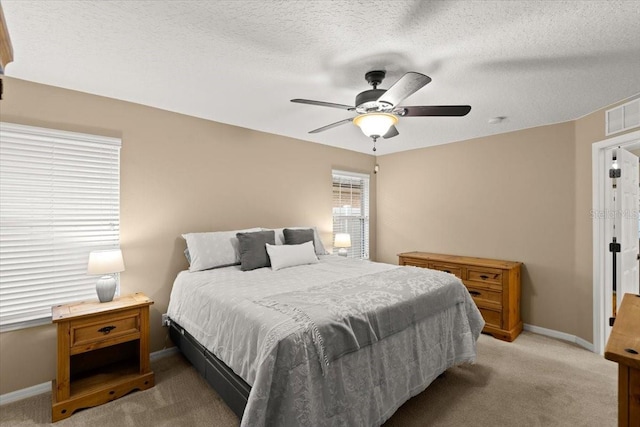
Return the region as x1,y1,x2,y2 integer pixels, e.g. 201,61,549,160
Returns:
2,0,640,155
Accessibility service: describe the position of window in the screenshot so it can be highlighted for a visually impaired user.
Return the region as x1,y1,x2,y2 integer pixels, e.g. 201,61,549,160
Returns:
0,123,121,331
332,170,370,259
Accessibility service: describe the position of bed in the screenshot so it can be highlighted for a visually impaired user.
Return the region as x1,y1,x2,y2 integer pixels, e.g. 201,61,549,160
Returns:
167,229,484,427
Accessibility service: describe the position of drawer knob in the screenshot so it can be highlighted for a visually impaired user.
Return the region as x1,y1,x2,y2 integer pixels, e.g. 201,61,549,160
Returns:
468,290,481,296
98,325,117,335
444,270,451,274
480,275,489,280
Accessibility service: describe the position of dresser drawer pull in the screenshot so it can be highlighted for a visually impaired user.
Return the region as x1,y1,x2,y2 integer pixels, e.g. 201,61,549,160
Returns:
468,290,481,296
444,270,451,274
480,275,489,280
98,325,117,335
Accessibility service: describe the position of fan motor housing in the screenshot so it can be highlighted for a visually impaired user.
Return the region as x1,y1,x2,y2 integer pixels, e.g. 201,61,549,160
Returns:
355,89,389,113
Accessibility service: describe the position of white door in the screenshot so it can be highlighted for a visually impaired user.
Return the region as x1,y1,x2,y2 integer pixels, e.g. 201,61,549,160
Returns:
605,148,639,342
615,148,639,304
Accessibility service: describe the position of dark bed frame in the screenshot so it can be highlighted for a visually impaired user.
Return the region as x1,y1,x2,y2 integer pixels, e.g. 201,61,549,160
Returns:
168,320,250,418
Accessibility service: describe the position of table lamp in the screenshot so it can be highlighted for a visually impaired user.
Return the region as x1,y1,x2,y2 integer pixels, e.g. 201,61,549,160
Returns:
87,249,125,302
334,233,351,257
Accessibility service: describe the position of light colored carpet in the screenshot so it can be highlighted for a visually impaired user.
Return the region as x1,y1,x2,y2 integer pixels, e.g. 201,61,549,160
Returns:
0,331,617,426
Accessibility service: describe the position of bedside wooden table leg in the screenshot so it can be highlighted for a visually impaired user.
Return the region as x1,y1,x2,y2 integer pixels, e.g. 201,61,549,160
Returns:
140,306,150,374
56,322,70,401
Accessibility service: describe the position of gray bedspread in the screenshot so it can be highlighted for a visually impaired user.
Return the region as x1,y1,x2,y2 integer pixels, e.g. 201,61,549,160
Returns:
254,267,468,373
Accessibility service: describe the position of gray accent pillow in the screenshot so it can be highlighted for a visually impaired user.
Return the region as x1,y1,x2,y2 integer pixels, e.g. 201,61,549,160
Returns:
236,230,276,271
283,228,315,249
265,227,329,255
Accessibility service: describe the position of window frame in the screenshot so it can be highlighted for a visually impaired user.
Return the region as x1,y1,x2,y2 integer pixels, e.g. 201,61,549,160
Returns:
331,169,370,259
0,122,122,332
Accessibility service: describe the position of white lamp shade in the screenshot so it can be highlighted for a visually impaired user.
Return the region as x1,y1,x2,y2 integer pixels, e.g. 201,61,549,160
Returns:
353,113,398,138
87,249,125,275
334,233,352,248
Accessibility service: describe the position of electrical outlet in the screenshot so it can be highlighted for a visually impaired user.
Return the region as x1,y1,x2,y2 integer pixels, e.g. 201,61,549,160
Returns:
161,313,169,327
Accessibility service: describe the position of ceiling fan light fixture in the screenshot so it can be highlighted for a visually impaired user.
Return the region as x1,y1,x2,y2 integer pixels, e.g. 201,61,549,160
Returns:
353,113,398,138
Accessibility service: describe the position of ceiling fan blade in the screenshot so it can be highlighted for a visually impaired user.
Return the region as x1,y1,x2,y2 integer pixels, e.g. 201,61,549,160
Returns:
383,125,399,139
377,72,432,107
400,105,471,117
309,118,354,134
291,99,355,111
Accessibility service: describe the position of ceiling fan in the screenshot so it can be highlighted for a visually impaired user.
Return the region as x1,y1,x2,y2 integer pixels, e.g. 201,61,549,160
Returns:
291,70,471,151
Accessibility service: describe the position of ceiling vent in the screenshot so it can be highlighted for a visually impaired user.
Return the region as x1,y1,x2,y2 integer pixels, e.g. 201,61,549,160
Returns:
606,98,640,136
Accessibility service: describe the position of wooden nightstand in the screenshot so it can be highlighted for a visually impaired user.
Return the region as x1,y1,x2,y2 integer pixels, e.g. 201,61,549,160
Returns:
51,292,155,422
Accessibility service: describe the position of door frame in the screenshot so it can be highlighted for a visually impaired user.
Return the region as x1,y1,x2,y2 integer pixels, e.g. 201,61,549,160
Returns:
592,129,640,354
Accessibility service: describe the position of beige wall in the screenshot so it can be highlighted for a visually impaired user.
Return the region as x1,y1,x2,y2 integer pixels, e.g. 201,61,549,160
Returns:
377,95,640,344
376,123,581,336
0,77,376,395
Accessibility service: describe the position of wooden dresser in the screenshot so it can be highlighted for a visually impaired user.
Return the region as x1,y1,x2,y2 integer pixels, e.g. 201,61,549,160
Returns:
398,252,522,341
605,293,640,427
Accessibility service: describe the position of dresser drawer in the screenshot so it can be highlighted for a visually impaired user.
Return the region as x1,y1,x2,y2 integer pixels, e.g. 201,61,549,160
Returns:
466,285,502,309
429,262,463,278
479,307,502,328
400,258,430,268
70,309,140,352
466,266,502,286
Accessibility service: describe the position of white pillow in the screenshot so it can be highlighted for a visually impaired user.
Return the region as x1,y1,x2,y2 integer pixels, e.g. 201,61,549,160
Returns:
182,228,261,272
266,227,329,255
266,241,319,271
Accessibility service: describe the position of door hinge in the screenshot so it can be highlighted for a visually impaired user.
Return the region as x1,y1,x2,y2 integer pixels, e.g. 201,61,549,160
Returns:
609,168,621,178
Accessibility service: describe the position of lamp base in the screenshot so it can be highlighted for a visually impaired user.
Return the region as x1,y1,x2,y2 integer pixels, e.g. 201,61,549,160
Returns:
338,248,348,257
96,275,117,303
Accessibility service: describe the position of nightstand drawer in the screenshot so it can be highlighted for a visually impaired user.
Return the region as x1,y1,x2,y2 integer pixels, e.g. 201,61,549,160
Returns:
70,309,140,351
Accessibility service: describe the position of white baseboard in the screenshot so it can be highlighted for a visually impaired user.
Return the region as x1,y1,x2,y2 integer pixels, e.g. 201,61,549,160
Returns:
0,382,51,406
0,346,179,406
150,345,179,361
524,323,594,352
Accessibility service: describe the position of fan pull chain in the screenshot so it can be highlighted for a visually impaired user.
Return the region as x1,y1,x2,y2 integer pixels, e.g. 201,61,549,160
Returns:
372,136,377,152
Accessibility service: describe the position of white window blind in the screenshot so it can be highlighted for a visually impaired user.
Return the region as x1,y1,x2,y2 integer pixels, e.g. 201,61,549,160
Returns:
332,170,370,259
0,123,121,331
